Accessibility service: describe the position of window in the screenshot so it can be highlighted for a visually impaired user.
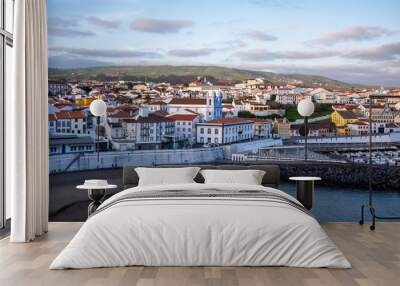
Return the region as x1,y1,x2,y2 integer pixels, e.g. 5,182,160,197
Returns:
200,128,204,134
215,129,218,135
1,0,14,228
207,128,211,134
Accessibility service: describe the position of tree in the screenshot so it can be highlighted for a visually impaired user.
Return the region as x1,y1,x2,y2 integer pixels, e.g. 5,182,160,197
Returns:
238,111,256,118
270,101,281,109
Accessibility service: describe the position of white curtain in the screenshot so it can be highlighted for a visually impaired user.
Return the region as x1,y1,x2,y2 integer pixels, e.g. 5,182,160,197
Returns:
8,0,49,242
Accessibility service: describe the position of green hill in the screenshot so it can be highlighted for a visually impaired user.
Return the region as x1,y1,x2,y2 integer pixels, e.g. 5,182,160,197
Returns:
48,65,359,88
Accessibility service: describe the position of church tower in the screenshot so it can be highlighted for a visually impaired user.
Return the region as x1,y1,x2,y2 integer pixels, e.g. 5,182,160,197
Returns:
206,90,223,120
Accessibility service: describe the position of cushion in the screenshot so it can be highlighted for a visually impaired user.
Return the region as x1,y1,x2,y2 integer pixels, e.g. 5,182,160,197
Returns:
200,169,266,185
135,167,201,186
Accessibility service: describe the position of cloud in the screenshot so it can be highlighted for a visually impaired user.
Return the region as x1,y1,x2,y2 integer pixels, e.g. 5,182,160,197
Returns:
268,63,400,87
233,48,337,61
50,47,163,59
130,18,194,34
343,42,400,61
209,39,247,50
48,16,95,38
309,26,396,46
241,30,278,41
48,27,96,37
48,17,78,28
225,62,400,86
232,42,400,62
86,16,121,29
168,48,216,57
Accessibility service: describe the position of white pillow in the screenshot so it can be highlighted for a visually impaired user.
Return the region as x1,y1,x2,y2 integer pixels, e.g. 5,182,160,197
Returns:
200,169,266,185
135,167,200,186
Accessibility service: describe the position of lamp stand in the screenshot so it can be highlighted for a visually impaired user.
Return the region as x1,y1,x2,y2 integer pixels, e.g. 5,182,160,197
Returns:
304,116,308,161
96,116,100,162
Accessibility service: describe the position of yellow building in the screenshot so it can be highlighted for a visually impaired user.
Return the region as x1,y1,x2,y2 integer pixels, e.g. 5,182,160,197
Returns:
273,118,291,139
331,110,358,135
331,110,358,127
75,98,94,106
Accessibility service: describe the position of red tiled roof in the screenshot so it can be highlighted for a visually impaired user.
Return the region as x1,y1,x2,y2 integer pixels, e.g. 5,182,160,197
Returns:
153,110,169,117
348,120,368,126
167,114,199,121
108,110,131,118
54,111,85,120
149,101,167,105
241,117,273,123
69,111,86,119
48,114,56,121
202,117,253,125
336,110,358,119
123,113,173,124
184,109,200,115
169,98,207,105
54,111,71,119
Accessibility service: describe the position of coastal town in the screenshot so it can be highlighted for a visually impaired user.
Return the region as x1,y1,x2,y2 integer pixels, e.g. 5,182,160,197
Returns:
48,76,400,169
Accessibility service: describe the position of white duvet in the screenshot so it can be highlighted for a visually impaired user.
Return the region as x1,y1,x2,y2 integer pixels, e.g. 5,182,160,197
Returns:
50,183,351,269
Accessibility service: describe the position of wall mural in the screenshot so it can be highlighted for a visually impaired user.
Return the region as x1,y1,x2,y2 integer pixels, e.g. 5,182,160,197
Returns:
46,0,400,222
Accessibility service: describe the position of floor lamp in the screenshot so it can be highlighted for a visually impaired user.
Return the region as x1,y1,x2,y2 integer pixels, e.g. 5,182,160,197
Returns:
359,94,400,230
297,99,315,160
89,99,107,162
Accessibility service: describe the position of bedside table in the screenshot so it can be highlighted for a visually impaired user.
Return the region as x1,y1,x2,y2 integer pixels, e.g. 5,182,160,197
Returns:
77,184,117,216
289,177,321,210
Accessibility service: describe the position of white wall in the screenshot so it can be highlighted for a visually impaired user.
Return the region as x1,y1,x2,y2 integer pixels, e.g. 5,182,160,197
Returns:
49,138,283,173
49,148,224,173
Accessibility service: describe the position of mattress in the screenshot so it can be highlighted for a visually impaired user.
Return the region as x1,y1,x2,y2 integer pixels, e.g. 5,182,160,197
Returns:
50,183,351,269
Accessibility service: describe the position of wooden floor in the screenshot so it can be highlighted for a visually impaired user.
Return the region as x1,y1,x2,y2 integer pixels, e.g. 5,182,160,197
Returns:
0,222,399,286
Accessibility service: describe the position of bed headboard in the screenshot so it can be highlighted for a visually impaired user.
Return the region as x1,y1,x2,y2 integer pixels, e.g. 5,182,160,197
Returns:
122,164,280,189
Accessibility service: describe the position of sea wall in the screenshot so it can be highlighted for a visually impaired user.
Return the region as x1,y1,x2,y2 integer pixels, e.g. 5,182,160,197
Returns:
229,160,400,191
50,148,225,173
49,139,281,173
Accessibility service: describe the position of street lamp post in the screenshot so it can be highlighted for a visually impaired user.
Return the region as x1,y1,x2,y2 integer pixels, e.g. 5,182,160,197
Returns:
297,99,315,161
89,99,107,162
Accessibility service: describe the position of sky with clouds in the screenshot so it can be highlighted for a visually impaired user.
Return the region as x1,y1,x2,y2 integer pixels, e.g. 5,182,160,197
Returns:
47,0,400,86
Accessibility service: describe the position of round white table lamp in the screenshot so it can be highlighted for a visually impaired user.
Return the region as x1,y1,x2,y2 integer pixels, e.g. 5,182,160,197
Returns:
90,99,107,117
297,99,315,160
297,99,315,117
89,99,107,162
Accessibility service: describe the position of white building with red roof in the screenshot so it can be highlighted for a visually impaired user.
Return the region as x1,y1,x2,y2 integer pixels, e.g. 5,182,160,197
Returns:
241,118,273,139
196,118,253,145
48,114,57,134
122,111,175,150
167,90,223,121
276,93,310,105
51,111,89,136
167,113,201,145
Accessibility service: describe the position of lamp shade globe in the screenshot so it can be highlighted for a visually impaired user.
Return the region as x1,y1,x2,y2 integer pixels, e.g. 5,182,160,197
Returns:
297,99,315,117
90,99,107,117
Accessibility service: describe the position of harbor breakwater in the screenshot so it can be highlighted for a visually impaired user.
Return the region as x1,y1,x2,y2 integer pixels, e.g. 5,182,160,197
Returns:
226,160,400,191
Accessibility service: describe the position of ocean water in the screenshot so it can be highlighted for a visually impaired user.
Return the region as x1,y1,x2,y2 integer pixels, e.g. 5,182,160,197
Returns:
281,182,400,222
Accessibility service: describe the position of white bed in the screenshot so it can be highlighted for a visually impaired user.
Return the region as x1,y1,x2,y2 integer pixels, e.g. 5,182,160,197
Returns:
50,183,351,269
